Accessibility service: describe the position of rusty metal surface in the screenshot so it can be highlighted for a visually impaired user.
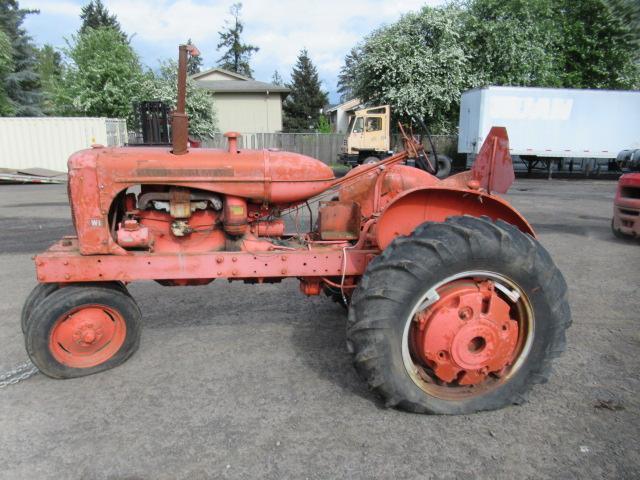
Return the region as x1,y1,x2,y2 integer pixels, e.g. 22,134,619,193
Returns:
471,127,515,194
34,238,375,283
169,187,192,218
375,187,535,250
318,201,361,240
66,146,335,254
171,44,199,155
223,196,248,235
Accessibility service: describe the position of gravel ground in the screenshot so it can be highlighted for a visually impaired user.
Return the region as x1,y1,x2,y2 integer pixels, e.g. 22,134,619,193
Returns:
0,179,638,479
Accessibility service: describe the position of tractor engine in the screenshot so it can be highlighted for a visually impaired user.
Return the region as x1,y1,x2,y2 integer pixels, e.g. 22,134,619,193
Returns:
114,186,288,254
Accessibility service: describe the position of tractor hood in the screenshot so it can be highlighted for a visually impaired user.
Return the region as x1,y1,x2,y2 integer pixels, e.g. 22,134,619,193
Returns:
69,146,336,204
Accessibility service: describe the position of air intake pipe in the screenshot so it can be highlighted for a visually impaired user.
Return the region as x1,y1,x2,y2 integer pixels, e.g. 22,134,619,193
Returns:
172,43,200,155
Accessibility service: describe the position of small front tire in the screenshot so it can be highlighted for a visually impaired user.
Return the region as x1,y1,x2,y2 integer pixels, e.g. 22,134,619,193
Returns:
21,281,130,334
21,283,59,334
25,285,142,379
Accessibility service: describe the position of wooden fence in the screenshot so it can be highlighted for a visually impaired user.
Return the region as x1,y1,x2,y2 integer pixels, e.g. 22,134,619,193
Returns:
201,132,458,165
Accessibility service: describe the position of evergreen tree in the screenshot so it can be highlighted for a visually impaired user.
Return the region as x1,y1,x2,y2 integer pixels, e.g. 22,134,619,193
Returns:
36,44,63,114
79,0,126,40
271,70,283,86
0,0,42,116
216,3,259,77
336,46,361,102
186,38,203,75
283,49,328,131
0,29,14,115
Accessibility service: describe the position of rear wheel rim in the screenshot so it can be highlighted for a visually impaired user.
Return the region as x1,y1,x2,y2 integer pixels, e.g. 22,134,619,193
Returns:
49,304,127,368
402,271,534,400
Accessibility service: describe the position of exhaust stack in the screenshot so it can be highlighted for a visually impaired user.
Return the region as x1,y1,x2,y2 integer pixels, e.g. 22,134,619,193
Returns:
172,43,200,155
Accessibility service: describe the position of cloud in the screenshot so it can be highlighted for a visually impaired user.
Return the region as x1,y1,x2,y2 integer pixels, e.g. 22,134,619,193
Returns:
24,0,80,16
108,0,442,81
23,0,446,97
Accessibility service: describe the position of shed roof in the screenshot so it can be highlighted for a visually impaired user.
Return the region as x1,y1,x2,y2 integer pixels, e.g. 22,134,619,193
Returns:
194,79,290,94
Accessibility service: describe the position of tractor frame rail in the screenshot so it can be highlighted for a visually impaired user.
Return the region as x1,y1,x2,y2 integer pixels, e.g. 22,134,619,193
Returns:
35,237,376,284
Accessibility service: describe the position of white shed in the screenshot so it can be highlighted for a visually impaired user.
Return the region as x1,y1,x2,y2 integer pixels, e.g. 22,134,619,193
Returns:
0,117,127,172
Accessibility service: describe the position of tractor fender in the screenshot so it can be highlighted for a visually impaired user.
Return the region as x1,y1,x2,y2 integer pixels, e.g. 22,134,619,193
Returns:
375,186,535,250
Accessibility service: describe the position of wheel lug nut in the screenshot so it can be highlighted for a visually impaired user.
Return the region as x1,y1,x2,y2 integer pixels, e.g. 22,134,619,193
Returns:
459,307,473,320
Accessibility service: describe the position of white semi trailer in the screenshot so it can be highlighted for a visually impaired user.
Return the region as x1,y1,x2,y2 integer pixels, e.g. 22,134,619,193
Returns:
458,86,640,175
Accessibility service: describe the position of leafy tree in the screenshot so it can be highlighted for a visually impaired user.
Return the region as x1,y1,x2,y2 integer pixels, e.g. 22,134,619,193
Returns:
283,49,328,131
216,2,259,77
351,5,469,133
36,44,63,114
336,46,361,102
0,0,42,116
186,38,203,75
0,29,14,115
341,0,640,133
463,0,640,89
554,0,640,89
79,0,126,40
139,59,218,138
461,0,560,87
271,70,283,85
56,27,144,126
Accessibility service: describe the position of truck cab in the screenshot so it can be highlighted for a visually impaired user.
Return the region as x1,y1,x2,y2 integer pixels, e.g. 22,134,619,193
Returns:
340,105,392,165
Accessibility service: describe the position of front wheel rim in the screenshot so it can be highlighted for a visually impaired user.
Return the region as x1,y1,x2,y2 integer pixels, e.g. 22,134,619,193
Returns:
402,271,534,400
49,304,127,368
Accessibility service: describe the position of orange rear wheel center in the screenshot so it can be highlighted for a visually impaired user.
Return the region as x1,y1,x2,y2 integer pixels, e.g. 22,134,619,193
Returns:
411,280,519,386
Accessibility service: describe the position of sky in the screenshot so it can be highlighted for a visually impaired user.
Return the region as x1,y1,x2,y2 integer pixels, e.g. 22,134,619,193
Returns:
22,0,445,103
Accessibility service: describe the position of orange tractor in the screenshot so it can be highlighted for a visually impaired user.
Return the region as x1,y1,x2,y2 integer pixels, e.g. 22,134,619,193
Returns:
22,45,570,414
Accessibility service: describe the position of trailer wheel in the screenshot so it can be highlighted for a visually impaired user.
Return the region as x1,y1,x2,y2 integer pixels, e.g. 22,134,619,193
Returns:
25,285,142,379
363,156,379,165
347,216,571,414
21,282,130,334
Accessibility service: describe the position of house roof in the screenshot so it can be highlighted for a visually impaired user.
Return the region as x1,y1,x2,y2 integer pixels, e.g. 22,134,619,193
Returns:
190,67,250,81
325,98,362,113
190,67,289,94
195,79,290,94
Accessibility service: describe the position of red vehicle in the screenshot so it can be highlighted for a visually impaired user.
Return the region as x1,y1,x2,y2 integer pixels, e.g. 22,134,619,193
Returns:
612,173,640,239
21,45,571,414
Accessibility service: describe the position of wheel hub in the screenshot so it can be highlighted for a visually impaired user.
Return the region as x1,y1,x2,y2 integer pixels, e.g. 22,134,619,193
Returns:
411,280,519,386
50,305,126,368
72,323,104,345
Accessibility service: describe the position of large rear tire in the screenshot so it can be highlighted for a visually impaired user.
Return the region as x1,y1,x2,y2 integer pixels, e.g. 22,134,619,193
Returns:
25,285,142,379
347,216,570,414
